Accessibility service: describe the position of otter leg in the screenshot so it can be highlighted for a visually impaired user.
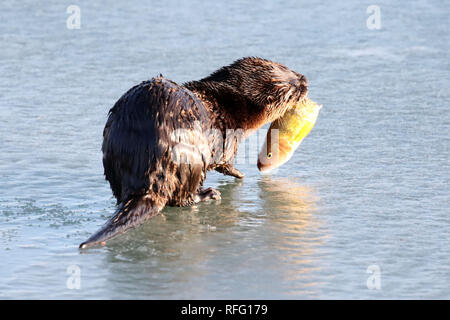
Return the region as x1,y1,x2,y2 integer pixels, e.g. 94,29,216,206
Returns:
215,164,244,179
195,187,221,203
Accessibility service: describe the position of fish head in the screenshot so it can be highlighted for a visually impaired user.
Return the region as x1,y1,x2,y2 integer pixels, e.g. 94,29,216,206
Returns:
257,99,322,173
257,127,296,173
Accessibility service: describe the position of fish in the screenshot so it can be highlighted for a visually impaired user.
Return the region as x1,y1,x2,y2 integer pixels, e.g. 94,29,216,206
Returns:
257,98,322,172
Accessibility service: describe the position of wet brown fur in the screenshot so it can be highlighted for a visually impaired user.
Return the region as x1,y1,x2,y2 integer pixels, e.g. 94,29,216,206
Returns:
185,57,308,133
80,57,308,248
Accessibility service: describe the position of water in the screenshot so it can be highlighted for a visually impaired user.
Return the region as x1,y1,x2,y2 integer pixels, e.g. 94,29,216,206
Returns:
0,0,449,299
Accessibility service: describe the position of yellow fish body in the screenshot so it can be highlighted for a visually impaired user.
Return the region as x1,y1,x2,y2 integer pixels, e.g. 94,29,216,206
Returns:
257,98,322,172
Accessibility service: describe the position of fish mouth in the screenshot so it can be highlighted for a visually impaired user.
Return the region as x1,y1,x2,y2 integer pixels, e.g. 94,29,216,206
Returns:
257,159,274,173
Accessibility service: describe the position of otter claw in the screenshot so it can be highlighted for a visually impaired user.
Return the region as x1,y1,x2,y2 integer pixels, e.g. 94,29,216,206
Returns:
215,164,244,179
195,187,221,202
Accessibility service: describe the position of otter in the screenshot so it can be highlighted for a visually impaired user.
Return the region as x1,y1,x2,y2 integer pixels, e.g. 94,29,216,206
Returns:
80,57,308,248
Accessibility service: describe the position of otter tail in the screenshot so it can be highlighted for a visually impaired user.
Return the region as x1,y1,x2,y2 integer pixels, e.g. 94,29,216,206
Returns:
79,197,165,249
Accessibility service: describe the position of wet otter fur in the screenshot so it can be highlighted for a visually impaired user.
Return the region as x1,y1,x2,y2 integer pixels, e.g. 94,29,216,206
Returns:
80,57,308,248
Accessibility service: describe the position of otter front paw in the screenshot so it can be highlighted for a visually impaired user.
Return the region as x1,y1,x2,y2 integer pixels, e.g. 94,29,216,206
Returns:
215,164,244,179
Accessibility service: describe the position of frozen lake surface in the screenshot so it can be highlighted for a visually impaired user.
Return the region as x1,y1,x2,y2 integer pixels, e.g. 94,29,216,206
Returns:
0,0,449,299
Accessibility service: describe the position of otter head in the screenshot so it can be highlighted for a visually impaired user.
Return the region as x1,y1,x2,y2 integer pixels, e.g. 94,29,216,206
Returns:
225,57,309,130
185,57,309,133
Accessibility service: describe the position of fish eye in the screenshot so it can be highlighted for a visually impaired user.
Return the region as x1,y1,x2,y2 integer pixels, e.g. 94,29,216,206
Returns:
267,152,272,159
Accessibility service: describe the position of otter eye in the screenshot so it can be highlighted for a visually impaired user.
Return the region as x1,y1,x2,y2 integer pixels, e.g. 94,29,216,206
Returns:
267,152,272,159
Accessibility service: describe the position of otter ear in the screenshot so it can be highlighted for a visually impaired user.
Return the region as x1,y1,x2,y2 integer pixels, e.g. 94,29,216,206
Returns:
293,75,309,99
